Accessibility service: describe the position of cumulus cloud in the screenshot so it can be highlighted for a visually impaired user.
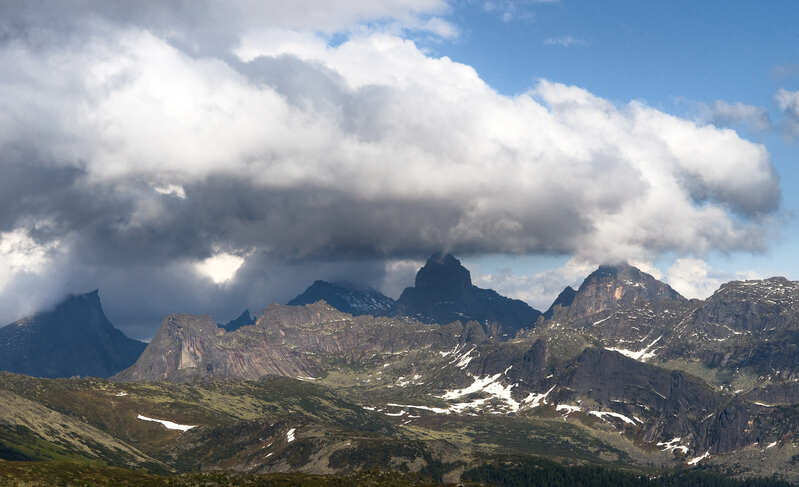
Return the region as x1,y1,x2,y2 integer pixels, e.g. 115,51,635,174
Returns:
666,258,761,300
697,100,772,132
473,258,594,310
776,88,799,138
0,2,782,336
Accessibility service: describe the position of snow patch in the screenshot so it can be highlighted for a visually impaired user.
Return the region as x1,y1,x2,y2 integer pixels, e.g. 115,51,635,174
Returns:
592,315,613,326
286,428,296,443
387,403,451,414
605,335,662,362
441,373,503,400
521,385,556,409
589,410,637,425
687,450,710,465
137,414,195,431
657,437,689,454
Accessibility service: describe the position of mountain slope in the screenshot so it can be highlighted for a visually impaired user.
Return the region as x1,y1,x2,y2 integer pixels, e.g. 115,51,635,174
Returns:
0,290,146,378
392,253,541,337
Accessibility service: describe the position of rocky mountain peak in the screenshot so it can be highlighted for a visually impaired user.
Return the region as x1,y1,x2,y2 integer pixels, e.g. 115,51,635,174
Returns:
0,290,145,378
577,263,684,308
394,253,540,336
414,252,472,295
540,264,687,343
287,280,395,316
543,286,577,320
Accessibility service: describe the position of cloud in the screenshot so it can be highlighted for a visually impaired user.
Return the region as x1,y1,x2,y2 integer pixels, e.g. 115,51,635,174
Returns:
472,258,594,310
666,258,761,300
697,100,772,132
195,252,247,284
0,2,783,336
543,36,587,47
776,88,799,138
482,0,556,22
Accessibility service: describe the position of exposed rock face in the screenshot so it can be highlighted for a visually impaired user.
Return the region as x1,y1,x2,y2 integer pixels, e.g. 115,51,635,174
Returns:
538,267,799,393
546,263,686,326
392,253,541,337
288,281,395,316
0,291,145,378
665,277,799,379
115,301,468,382
537,264,691,358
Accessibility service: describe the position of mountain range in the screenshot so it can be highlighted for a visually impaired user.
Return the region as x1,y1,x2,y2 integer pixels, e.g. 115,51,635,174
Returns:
4,255,799,484
287,253,541,337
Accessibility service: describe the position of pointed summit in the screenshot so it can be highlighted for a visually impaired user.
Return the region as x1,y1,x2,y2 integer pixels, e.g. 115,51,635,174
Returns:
541,263,687,340
393,253,540,336
577,263,684,310
412,253,472,298
543,286,577,320
221,309,256,332
0,290,146,378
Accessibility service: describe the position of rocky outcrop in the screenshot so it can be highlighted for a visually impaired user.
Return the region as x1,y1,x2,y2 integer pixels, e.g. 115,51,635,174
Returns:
115,301,469,382
0,290,146,378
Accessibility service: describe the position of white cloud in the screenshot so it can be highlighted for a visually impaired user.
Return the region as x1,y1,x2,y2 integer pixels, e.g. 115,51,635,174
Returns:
195,252,246,284
473,258,595,310
0,229,59,291
0,27,779,265
776,88,799,138
666,258,761,299
152,184,187,199
543,36,587,47
698,100,771,132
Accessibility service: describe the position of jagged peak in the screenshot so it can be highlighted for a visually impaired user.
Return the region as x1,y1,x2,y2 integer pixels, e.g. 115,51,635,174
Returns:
415,252,472,290
579,263,684,300
543,286,577,319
